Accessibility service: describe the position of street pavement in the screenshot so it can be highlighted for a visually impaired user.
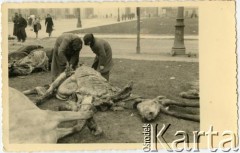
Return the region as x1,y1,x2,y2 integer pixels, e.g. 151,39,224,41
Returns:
79,38,198,62
79,38,198,55
8,18,198,62
9,37,198,62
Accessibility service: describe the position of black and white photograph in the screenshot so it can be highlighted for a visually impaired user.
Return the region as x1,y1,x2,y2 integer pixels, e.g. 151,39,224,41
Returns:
7,6,200,144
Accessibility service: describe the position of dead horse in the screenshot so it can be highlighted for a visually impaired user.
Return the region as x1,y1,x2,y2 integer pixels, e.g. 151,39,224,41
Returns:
25,65,200,122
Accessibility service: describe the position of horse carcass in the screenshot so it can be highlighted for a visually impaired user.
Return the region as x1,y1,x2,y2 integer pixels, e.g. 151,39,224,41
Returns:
9,45,43,64
8,45,52,76
10,50,49,76
26,65,199,123
60,66,199,122
23,65,134,136
9,87,93,143
34,65,133,111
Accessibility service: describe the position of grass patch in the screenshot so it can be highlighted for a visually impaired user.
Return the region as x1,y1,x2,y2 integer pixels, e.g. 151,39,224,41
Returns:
69,17,198,35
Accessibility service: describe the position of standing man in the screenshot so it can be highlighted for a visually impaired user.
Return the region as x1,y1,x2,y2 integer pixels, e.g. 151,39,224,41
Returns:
17,14,27,42
83,33,113,81
51,33,82,81
12,13,19,38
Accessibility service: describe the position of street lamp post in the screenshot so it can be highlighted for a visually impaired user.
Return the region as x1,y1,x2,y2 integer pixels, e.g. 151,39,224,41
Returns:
117,8,120,22
76,8,82,28
171,7,186,56
136,7,140,54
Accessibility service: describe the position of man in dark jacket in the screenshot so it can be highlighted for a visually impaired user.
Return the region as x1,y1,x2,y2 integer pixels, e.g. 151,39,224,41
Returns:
51,33,82,81
83,33,113,81
17,14,27,42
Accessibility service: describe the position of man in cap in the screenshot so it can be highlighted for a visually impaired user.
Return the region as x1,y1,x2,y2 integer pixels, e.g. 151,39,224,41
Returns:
83,33,113,81
51,33,82,81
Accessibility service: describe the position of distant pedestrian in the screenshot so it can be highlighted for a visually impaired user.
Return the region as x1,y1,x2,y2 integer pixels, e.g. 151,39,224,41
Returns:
17,14,27,42
45,14,54,37
28,15,35,27
28,17,32,26
51,33,82,81
12,13,19,37
83,33,113,81
33,17,41,38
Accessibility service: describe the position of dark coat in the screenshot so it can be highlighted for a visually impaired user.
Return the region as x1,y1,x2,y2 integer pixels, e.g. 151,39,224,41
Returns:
17,17,27,40
13,16,19,36
90,38,113,73
18,17,27,28
51,33,82,80
45,17,54,33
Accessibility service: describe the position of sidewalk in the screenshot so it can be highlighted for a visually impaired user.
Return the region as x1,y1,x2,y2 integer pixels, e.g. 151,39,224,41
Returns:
8,18,198,40
75,33,198,40
80,53,198,62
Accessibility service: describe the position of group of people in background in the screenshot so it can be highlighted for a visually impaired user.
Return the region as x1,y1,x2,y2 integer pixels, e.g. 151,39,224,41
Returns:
12,13,54,41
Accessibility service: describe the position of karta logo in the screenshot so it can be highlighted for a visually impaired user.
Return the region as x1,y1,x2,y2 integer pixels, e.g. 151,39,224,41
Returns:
142,124,239,152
